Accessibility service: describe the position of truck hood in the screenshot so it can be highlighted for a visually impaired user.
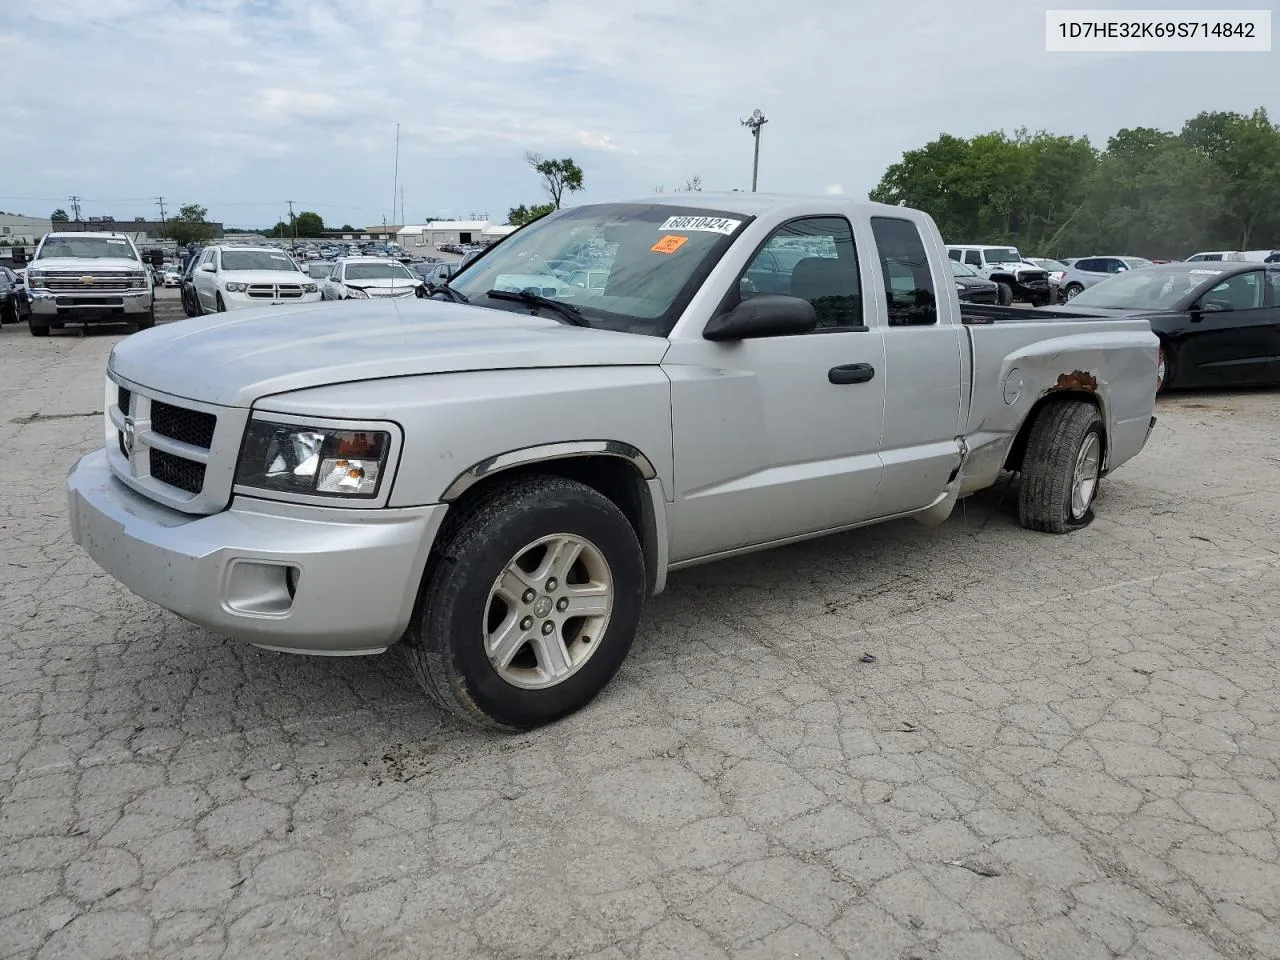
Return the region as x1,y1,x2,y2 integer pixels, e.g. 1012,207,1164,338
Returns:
108,297,670,407
30,257,142,272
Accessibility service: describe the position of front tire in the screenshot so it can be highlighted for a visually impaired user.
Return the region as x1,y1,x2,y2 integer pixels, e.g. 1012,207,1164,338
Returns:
1155,343,1172,394
215,293,226,313
996,282,1013,306
405,475,645,730
29,315,50,336
1018,401,1104,534
135,305,156,331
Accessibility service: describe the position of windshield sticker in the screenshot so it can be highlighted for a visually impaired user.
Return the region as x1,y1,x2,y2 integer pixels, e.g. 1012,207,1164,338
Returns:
1189,269,1224,276
651,235,689,255
106,238,128,244
658,216,741,235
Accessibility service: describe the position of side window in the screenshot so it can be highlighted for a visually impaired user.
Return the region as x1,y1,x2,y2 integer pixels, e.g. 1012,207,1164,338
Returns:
1204,271,1265,311
1075,258,1098,273
964,250,981,267
870,217,938,327
947,249,961,262
739,216,863,330
329,265,342,282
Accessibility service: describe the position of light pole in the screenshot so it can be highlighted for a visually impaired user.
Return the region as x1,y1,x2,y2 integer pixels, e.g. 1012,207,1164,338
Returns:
741,109,767,192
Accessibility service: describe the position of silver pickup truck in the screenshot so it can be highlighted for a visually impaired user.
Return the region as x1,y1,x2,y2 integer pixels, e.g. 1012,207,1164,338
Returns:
23,231,156,335
67,195,1159,729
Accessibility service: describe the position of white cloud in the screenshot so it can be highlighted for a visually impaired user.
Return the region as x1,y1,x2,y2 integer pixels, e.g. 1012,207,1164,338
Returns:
1,0,1275,228
825,184,844,196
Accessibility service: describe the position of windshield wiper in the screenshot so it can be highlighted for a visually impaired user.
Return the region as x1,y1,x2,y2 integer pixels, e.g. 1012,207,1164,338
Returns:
485,289,588,326
426,282,469,303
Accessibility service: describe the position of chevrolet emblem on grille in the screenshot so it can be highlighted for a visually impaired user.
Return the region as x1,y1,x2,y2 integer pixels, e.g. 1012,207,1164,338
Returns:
80,276,95,285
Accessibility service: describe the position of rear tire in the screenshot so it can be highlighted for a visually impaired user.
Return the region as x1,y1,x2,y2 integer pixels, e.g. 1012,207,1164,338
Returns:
0,300,14,325
405,475,646,730
1065,283,1084,300
1018,401,1104,534
996,282,1013,306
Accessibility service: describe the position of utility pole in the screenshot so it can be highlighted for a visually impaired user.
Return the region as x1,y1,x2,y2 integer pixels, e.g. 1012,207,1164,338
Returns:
155,197,167,238
286,200,296,249
740,109,768,192
391,122,400,237
68,195,82,221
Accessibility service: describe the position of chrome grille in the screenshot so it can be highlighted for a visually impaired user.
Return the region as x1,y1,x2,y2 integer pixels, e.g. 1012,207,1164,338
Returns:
246,283,306,300
45,272,140,292
106,376,245,514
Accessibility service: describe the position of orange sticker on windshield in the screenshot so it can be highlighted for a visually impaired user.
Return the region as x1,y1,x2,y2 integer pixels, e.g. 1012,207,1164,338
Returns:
651,235,689,254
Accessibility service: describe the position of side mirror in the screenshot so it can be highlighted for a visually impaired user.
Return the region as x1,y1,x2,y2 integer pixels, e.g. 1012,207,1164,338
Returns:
703,294,817,341
200,262,216,272
11,248,27,265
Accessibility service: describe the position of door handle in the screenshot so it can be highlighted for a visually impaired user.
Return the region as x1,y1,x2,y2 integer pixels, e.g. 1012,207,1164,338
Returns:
828,363,876,385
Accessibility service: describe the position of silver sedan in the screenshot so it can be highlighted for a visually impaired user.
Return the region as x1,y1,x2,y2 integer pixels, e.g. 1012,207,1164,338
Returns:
1060,256,1153,300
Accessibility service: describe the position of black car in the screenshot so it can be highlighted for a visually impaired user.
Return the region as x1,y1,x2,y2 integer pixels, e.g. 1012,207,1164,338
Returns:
0,266,28,322
0,266,30,325
179,254,203,318
949,259,1000,304
1045,262,1280,393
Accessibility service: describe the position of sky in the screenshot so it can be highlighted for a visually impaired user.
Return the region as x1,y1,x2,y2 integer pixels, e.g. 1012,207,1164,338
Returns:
0,0,1275,229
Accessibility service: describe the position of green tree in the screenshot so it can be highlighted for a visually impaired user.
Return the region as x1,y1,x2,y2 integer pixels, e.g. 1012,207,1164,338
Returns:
340,224,355,232
294,211,325,237
51,208,69,221
165,203,217,245
525,153,584,208
1180,108,1280,248
507,203,554,226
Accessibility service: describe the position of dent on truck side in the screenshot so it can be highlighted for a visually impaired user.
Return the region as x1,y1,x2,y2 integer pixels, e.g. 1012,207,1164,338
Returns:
959,323,1158,495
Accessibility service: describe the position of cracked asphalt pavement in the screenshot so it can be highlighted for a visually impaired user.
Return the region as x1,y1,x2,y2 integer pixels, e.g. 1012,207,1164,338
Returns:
1,307,1278,959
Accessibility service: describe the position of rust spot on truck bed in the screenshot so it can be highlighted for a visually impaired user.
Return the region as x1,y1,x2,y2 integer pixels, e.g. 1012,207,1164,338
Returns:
1050,370,1098,393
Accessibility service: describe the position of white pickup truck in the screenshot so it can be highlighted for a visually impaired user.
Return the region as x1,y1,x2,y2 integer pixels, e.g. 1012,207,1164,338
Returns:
21,231,156,335
67,195,1159,729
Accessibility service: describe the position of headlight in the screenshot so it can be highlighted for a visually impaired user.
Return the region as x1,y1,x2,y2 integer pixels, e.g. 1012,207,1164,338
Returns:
303,283,318,293
955,281,965,291
224,281,247,293
26,270,46,288
235,421,390,498
345,286,368,299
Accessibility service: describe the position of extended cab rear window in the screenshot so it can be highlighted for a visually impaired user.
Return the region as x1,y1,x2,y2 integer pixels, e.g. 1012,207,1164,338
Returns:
870,218,937,326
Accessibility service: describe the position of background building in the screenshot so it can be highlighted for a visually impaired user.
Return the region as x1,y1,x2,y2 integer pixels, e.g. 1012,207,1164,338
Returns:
0,214,53,246
398,220,515,248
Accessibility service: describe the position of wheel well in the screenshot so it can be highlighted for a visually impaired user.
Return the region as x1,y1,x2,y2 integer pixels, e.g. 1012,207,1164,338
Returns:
441,456,660,594
1004,392,1106,473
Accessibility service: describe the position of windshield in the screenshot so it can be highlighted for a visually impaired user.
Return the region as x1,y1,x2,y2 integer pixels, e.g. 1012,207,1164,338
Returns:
984,248,1021,263
37,236,138,261
307,262,332,278
1122,257,1154,269
447,203,748,335
345,262,414,281
950,260,978,277
1031,258,1067,271
221,250,300,272
1070,265,1226,310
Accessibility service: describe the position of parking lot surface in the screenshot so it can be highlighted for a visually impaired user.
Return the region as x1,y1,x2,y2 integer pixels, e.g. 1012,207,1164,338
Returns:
1,314,1278,960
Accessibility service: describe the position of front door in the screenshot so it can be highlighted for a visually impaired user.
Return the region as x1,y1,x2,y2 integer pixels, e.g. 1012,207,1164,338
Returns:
1178,269,1278,385
663,215,887,563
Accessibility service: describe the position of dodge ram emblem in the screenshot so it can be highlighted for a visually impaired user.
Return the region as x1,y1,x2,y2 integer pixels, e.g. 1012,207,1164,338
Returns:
122,416,136,457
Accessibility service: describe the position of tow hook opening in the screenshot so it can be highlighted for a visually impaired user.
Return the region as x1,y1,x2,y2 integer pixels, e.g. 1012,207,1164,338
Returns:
224,560,301,617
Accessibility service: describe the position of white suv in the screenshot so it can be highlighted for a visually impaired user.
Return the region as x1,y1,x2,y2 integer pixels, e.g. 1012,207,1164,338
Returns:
192,245,321,313
945,244,1053,306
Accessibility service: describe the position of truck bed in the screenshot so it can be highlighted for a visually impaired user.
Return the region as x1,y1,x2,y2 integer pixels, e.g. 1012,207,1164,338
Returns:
960,304,1113,324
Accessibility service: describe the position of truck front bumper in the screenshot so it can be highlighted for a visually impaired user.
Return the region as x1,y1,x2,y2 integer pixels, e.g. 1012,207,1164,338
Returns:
30,289,152,318
67,449,448,655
